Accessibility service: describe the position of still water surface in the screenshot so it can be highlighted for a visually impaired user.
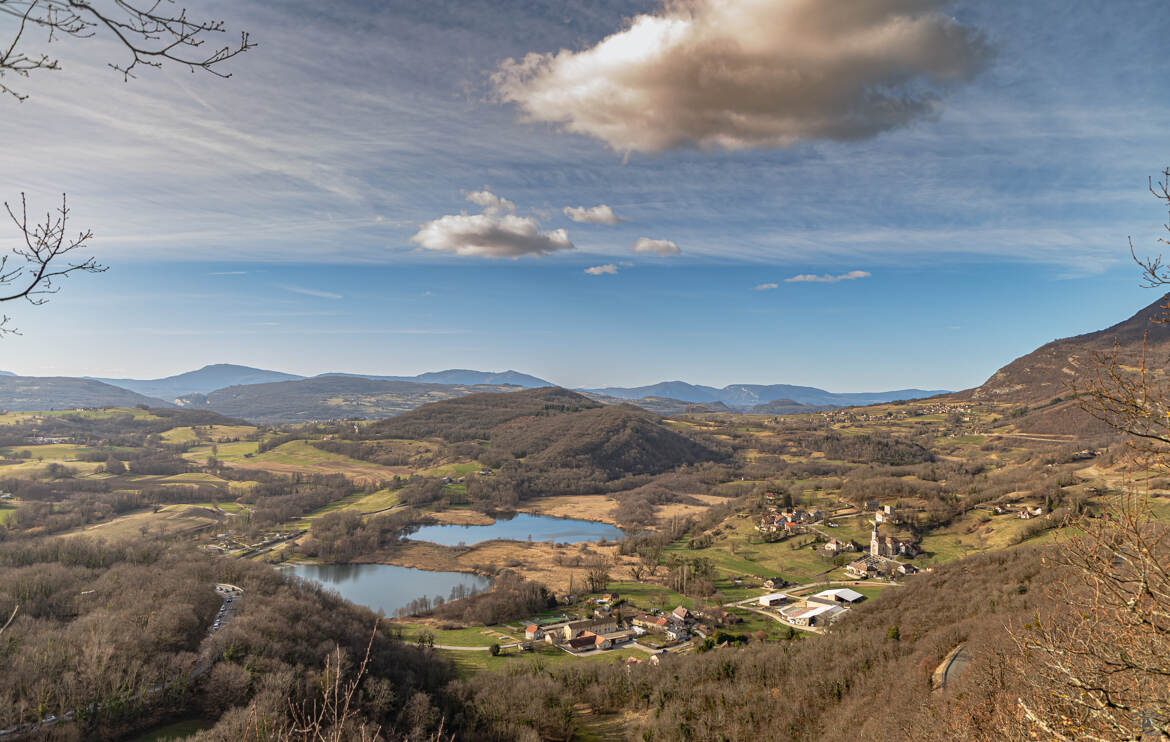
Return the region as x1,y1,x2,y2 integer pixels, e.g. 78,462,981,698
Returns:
285,563,491,616
407,513,623,546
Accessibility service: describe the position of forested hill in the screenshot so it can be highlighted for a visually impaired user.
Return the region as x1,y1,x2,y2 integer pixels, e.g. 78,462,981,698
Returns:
0,375,172,410
348,387,726,505
368,386,601,440
174,376,529,422
963,292,1170,404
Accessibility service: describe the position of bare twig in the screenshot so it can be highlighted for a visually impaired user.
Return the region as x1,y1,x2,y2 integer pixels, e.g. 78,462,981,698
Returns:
0,192,104,335
0,604,17,637
0,0,253,100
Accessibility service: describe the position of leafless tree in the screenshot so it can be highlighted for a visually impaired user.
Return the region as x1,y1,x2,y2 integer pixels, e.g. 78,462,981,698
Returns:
0,0,253,101
1005,171,1170,740
1,192,105,335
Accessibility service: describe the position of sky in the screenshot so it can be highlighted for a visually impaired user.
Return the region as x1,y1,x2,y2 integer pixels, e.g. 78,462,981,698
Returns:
1,0,1169,391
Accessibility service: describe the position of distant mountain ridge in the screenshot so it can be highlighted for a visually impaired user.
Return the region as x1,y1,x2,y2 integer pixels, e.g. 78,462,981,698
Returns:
91,364,303,400
174,376,531,423
315,369,551,387
89,365,553,400
8,362,952,420
586,381,949,408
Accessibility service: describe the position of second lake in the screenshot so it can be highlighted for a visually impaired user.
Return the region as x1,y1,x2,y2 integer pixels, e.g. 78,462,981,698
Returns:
406,513,623,546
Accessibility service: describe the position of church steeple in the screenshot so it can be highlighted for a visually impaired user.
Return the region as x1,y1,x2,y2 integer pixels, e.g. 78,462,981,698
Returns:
870,520,880,557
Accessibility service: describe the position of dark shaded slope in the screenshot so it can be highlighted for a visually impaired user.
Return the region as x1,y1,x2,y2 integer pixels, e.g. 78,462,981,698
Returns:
0,375,172,410
492,403,721,477
368,387,600,440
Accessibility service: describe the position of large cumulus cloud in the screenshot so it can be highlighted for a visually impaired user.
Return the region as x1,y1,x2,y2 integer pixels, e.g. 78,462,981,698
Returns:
493,0,989,153
411,190,573,258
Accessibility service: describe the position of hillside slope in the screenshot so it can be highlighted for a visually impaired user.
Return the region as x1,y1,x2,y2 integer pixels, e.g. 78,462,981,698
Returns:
0,375,172,410
369,387,601,440
178,376,527,422
963,293,1170,404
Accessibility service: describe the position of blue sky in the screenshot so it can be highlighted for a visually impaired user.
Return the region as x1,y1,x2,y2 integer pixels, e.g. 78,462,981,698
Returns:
2,0,1169,390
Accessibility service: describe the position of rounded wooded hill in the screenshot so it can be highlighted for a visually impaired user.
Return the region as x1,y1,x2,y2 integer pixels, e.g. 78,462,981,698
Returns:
366,386,725,476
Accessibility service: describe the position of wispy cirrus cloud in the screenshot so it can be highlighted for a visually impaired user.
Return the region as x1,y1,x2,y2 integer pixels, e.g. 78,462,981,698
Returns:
564,204,621,225
585,264,619,275
754,283,779,291
279,284,344,299
785,270,871,284
632,237,680,256
411,190,573,258
494,0,989,153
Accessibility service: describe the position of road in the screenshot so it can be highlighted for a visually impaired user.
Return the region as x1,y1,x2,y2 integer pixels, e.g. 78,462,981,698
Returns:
932,643,970,692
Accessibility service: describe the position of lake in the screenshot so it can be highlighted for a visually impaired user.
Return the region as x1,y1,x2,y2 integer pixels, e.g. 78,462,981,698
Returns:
406,512,623,546
284,563,491,616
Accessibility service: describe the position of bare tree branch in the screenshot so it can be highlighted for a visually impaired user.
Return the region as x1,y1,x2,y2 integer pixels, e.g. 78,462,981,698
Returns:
1,192,105,335
0,0,253,100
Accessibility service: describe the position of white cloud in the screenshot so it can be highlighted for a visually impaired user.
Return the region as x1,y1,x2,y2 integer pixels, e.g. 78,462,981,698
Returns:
278,284,343,299
784,270,871,283
564,204,621,225
411,190,574,258
754,283,779,291
494,0,989,153
632,237,680,256
585,264,619,275
465,189,516,214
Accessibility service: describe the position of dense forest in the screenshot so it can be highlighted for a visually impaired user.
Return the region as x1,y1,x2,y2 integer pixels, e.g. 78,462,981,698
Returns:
0,536,455,741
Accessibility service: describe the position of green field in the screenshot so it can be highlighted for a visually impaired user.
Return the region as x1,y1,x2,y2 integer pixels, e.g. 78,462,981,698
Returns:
606,582,695,611
160,472,230,484
396,623,522,647
0,408,164,425
418,461,481,478
663,515,845,585
184,440,260,462
438,644,645,677
287,488,401,529
161,424,256,444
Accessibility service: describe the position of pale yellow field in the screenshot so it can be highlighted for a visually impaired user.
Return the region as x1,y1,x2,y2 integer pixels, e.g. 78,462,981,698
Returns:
65,504,224,542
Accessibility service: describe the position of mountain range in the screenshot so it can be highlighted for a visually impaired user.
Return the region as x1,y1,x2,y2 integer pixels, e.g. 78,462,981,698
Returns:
84,364,551,401
584,381,949,408
3,286,1163,422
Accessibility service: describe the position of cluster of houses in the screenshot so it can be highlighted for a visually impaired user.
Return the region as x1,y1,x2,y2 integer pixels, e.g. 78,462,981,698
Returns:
842,519,922,578
440,468,493,486
523,598,723,653
991,503,1047,520
757,504,823,535
202,528,303,556
758,588,867,627
525,615,635,651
